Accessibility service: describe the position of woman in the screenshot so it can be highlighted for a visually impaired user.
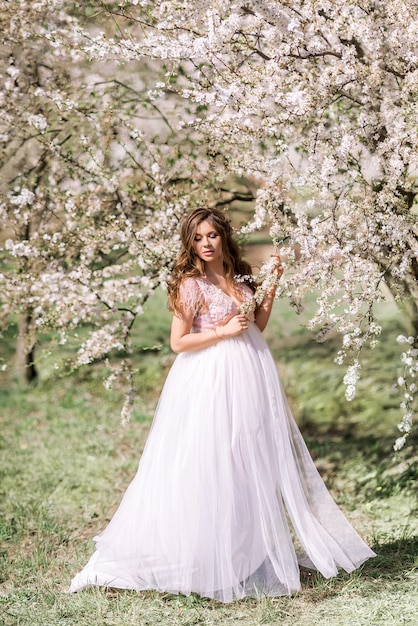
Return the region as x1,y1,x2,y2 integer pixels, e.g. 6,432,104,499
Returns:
68,207,375,602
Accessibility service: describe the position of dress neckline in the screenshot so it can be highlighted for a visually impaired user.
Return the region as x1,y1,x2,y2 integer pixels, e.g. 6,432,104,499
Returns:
198,276,243,308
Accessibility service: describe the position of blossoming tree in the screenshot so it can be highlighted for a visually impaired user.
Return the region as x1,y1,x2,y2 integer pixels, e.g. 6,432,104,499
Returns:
0,0,211,398
1,0,417,445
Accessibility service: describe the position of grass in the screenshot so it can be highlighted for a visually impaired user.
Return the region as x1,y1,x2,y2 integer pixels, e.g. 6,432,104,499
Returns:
0,289,417,625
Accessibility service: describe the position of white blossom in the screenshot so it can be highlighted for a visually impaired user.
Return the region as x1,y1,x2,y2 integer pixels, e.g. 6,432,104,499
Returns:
343,360,361,402
27,114,48,131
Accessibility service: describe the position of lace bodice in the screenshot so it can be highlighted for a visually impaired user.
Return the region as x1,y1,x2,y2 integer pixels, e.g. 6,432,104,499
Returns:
179,277,255,332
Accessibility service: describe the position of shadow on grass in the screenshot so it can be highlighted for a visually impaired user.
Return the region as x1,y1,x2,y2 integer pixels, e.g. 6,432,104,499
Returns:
366,533,418,580
296,532,417,605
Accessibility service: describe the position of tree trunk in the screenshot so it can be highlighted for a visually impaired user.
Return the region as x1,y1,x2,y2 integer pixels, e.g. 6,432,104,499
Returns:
16,311,38,384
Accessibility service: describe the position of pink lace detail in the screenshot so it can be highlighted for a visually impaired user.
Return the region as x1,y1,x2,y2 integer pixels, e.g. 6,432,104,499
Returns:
178,278,202,316
179,277,255,332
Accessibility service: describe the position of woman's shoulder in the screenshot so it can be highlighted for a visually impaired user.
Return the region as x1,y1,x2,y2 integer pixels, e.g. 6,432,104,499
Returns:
179,276,202,292
178,276,204,312
235,278,255,296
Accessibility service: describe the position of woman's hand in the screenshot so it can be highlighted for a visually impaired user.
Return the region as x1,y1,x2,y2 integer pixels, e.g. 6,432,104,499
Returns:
217,314,248,338
271,253,284,280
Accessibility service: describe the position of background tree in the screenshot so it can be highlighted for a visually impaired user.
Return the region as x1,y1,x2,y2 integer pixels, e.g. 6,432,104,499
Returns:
0,0,219,404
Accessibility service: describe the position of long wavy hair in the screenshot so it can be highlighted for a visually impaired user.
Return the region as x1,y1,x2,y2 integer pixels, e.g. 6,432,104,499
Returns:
167,207,254,312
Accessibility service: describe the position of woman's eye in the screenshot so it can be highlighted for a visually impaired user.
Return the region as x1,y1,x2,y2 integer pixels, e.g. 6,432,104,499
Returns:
209,233,218,238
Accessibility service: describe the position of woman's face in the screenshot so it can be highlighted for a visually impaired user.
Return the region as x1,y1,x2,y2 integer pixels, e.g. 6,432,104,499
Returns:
192,220,223,265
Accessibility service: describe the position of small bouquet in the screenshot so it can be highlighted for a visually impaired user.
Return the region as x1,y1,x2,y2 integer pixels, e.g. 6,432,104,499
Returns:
240,228,288,316
240,254,284,316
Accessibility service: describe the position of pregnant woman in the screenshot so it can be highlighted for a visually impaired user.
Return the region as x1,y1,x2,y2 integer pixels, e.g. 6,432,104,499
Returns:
68,207,375,602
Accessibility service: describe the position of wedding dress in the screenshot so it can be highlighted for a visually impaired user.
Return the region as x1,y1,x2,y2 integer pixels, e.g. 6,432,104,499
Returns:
69,277,375,602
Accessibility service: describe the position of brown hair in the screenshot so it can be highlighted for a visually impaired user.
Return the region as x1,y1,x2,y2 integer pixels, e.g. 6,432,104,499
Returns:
167,207,254,312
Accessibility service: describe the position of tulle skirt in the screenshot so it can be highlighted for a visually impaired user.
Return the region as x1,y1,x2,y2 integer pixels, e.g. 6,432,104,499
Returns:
69,322,375,602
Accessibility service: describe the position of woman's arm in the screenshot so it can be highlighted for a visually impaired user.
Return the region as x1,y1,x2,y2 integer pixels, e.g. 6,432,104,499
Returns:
170,310,249,353
254,291,276,332
254,254,284,332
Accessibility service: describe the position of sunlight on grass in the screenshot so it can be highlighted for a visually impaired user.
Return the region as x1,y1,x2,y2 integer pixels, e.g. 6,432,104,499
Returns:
1,289,417,625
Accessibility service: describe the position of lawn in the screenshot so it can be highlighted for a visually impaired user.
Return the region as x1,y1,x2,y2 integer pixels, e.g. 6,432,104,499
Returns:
0,288,417,625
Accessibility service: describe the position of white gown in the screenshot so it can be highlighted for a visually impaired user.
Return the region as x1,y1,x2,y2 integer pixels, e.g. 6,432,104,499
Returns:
69,277,375,602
